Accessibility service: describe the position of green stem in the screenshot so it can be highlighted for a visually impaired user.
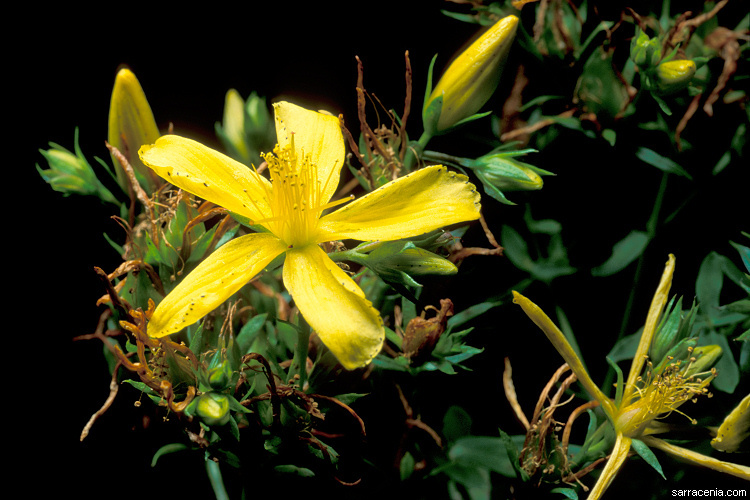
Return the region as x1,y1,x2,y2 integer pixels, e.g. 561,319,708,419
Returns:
206,459,230,500
293,320,311,391
602,171,669,395
403,131,433,171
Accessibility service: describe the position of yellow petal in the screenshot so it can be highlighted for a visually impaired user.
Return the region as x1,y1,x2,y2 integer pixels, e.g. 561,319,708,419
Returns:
642,435,750,481
623,254,675,403
283,244,384,370
587,434,632,500
139,135,272,222
711,393,750,453
512,291,618,421
273,101,345,205
148,233,287,338
317,165,481,243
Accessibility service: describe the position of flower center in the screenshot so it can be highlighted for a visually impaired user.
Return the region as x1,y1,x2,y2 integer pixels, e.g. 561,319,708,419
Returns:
256,137,348,247
615,356,715,438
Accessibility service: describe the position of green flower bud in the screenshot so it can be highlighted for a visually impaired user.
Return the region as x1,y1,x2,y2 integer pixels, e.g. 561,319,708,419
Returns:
216,90,276,166
630,29,661,68
195,392,231,426
423,15,519,134
650,297,697,365
469,150,552,204
208,360,233,391
108,67,161,192
654,60,697,95
359,240,457,290
37,129,118,204
681,344,722,379
424,149,551,205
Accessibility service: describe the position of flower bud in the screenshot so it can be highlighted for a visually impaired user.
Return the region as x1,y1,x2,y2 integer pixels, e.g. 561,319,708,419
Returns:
423,15,519,134
108,68,161,192
195,392,231,426
654,60,697,95
469,151,551,204
650,297,697,366
355,240,458,290
711,393,749,453
630,29,661,68
681,344,722,379
208,360,233,391
216,90,276,166
37,130,118,204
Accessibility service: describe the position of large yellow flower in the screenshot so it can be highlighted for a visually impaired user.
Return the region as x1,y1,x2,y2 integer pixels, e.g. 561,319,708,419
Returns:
139,101,481,369
512,255,749,498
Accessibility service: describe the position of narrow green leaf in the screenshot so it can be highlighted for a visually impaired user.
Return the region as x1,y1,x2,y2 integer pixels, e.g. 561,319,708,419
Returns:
630,438,666,480
635,147,692,179
606,356,625,406
592,231,650,277
151,443,189,467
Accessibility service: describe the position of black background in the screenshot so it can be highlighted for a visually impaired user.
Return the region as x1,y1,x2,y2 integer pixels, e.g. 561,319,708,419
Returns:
17,1,748,498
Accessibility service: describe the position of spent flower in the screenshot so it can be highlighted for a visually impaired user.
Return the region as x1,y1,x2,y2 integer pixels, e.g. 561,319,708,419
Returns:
513,255,750,498
139,101,481,369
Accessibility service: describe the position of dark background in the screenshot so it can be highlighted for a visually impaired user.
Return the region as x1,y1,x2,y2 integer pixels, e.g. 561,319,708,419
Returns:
17,1,748,498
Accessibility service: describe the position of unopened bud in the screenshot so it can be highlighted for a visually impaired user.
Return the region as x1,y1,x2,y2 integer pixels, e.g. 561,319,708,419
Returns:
423,15,519,134
108,68,161,192
654,60,696,95
37,130,118,203
195,392,231,426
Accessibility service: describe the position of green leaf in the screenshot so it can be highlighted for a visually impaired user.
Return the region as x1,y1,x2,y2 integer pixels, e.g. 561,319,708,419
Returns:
273,464,315,478
443,406,473,443
447,436,516,477
635,147,692,179
237,313,268,354
630,438,666,480
551,487,579,500
591,231,650,277
606,356,624,407
151,443,189,467
607,331,642,363
702,329,739,393
448,302,502,331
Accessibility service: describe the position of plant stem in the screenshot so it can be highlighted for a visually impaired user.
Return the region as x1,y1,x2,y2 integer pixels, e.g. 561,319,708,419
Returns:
602,171,669,395
206,459,230,500
293,321,311,391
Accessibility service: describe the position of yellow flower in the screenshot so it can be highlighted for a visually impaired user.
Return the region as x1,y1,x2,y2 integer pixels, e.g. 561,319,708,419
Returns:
139,101,481,369
424,14,519,134
512,255,750,498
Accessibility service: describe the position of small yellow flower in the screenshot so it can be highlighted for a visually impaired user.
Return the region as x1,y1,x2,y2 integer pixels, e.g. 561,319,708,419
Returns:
512,255,750,498
424,14,519,134
139,101,481,369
